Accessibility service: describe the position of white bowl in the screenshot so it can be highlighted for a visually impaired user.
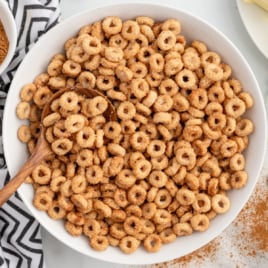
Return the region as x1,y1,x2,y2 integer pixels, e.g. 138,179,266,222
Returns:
0,0,17,75
2,2,267,265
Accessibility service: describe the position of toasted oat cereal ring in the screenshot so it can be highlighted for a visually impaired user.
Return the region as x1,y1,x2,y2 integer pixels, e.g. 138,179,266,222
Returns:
50,175,66,192
132,159,152,179
153,209,172,225
201,51,221,66
82,35,101,55
162,18,181,35
173,93,190,112
64,114,85,133
173,222,193,236
110,223,126,239
33,192,53,211
190,214,210,232
96,75,116,91
211,194,230,214
115,169,136,189
147,140,166,158
117,101,136,120
121,20,140,40
129,61,148,79
123,216,142,235
32,164,51,184
120,120,137,135
62,60,82,78
59,91,79,111
93,200,112,218
140,219,155,234
71,174,87,194
104,46,123,62
83,218,101,237
149,53,164,72
130,131,150,152
188,88,208,109
150,155,169,171
153,112,172,125
114,188,128,208
140,24,155,42
164,57,183,76
109,33,128,50
192,193,211,213
218,172,231,191
71,194,89,211
60,180,73,198
202,122,221,140
48,201,66,219
224,97,246,118
104,121,121,139
107,89,127,102
20,83,36,102
220,139,238,158
204,63,224,81
239,92,254,109
235,118,254,137
142,202,157,220
90,235,109,251
105,156,124,176
144,234,162,253
154,95,173,112
102,16,122,35
157,30,176,50
123,41,140,59
182,50,201,71
70,45,90,63
207,112,226,130
76,149,93,168
182,125,203,142
47,59,63,77
53,120,70,138
127,185,147,206
115,65,133,82
148,170,168,188
84,54,101,71
111,209,127,222
43,112,61,127
131,78,149,99
176,188,195,206
136,16,154,26
76,126,95,148
78,71,96,89
65,221,82,236
16,101,31,120
208,83,225,103
85,165,103,184
119,236,140,254
229,153,245,171
191,40,207,54
175,69,197,89
159,78,178,97
89,96,108,116
175,147,196,167
159,228,176,244
154,189,172,209
17,125,31,143
230,170,248,189
48,76,66,90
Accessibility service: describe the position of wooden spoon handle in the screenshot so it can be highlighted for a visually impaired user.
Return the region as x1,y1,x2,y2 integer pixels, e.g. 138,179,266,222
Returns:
0,149,46,206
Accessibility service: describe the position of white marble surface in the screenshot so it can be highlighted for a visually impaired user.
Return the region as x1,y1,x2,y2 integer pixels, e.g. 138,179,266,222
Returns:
41,0,268,267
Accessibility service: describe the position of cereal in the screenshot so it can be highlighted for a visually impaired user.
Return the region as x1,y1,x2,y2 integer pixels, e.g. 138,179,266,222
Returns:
16,16,254,254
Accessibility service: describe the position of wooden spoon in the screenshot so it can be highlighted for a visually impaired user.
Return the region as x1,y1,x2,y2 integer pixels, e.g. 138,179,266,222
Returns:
0,87,116,207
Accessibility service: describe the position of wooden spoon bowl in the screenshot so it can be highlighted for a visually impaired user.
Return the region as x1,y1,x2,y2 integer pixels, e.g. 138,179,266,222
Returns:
0,87,116,206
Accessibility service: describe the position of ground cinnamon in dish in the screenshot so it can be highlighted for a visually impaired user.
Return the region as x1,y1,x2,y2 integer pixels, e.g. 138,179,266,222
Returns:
0,21,9,64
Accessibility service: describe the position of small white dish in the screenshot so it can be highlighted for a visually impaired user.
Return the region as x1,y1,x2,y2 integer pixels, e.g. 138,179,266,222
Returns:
0,0,17,75
236,0,268,59
2,2,267,265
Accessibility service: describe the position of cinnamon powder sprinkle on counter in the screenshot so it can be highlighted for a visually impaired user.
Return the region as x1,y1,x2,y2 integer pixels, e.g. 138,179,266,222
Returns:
142,174,267,267
0,21,9,64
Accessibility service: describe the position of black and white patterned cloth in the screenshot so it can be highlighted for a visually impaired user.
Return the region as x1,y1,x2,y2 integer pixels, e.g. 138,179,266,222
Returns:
0,1,61,267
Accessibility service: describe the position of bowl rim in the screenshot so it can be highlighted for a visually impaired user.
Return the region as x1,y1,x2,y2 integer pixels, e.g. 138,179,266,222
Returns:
3,0,268,265
0,0,17,75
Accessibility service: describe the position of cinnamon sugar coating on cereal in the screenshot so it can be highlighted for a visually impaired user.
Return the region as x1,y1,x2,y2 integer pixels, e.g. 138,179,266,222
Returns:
16,16,254,254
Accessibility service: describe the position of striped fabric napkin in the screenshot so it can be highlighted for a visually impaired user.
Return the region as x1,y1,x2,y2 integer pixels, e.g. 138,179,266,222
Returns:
0,1,61,267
